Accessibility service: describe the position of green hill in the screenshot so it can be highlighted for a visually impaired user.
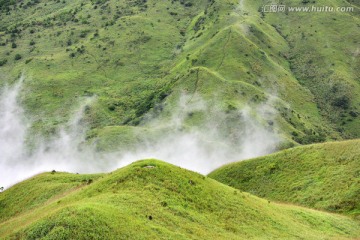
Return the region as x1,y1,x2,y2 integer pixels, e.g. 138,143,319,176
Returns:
0,0,359,148
1,160,360,239
209,139,360,217
1,1,360,238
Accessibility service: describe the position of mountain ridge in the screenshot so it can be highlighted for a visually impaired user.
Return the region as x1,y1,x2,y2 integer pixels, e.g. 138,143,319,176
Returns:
0,0,359,147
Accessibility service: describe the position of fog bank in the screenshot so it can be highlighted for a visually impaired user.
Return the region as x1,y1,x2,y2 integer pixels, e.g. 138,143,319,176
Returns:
0,80,280,189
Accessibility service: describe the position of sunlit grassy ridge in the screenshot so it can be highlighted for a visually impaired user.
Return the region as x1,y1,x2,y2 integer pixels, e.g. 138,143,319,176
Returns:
209,139,360,218
0,0,359,148
1,160,360,239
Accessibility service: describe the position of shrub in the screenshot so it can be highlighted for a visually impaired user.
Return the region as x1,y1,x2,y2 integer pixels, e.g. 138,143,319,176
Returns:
0,59,7,66
332,96,350,110
349,111,358,118
14,54,22,60
79,30,89,38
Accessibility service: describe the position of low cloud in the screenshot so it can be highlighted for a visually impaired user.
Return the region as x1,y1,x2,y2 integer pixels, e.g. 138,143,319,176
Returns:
0,79,281,189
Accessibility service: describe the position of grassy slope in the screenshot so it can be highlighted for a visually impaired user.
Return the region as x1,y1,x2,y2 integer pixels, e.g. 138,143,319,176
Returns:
0,159,360,239
257,0,360,139
0,0,359,149
209,139,360,217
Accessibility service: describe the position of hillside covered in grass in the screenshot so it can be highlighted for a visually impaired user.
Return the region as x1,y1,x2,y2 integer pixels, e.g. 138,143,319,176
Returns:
1,1,360,237
0,0,359,149
0,160,360,239
209,139,360,217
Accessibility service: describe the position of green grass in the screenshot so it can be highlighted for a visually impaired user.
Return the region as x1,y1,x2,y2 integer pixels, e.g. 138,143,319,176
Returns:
1,2,359,236
0,0,359,149
209,139,360,218
1,1,359,238
0,172,103,222
253,0,360,138
1,159,360,239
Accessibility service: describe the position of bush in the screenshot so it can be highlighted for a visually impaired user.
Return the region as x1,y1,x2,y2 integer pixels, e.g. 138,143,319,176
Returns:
14,54,22,60
11,42,17,48
79,30,89,38
332,96,350,110
0,59,7,66
349,111,358,118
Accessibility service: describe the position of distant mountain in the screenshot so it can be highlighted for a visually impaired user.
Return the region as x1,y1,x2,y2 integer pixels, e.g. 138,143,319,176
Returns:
0,0,359,148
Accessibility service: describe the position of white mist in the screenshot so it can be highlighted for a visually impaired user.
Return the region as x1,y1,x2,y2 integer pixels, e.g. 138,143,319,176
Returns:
0,80,280,189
